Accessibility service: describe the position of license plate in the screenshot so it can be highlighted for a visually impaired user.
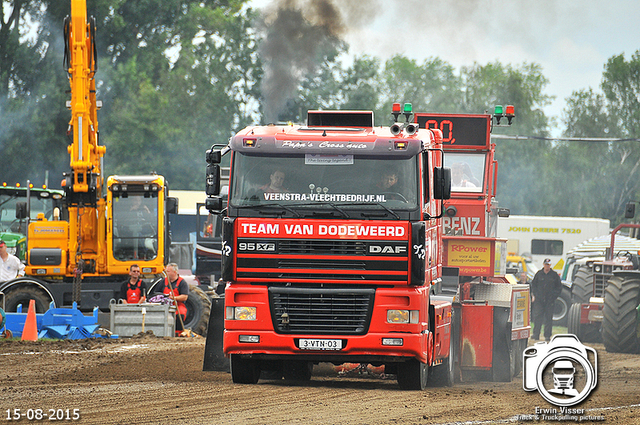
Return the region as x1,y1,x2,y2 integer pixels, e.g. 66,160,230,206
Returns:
299,339,343,350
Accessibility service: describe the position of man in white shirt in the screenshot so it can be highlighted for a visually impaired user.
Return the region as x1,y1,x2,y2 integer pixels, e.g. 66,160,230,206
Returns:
0,240,25,282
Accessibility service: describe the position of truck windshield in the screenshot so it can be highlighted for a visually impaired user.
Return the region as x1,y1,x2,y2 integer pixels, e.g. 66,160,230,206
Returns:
230,153,419,212
444,152,485,193
112,193,159,261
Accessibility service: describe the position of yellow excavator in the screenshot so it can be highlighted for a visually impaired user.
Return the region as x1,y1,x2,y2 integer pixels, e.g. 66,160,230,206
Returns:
0,0,177,314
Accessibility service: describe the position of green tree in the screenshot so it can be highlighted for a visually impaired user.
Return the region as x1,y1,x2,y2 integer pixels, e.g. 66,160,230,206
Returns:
559,51,640,224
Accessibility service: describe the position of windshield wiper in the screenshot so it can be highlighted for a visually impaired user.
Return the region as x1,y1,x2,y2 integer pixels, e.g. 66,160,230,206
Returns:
347,202,400,220
285,201,351,218
234,203,300,217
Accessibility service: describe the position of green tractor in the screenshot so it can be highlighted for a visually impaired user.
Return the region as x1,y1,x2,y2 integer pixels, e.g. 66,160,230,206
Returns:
0,184,65,260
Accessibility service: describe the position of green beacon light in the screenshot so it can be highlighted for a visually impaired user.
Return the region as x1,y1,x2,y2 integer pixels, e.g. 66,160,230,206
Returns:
494,105,504,115
403,103,413,122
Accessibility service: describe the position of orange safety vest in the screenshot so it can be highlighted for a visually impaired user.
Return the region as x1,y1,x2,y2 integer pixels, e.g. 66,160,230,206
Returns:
162,277,187,316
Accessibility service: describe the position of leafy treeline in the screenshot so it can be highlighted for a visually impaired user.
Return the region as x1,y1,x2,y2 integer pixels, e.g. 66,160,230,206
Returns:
1,1,639,225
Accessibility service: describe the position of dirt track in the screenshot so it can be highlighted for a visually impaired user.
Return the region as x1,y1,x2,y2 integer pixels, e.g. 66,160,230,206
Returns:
1,335,639,425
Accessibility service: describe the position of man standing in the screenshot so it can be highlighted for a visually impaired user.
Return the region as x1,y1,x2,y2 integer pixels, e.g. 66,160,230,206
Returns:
530,258,562,342
0,240,25,282
118,264,147,304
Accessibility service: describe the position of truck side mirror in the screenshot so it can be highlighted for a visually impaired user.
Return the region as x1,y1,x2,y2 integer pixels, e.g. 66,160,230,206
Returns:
166,197,178,215
433,167,451,200
16,202,28,219
625,202,636,219
206,148,221,164
206,164,221,196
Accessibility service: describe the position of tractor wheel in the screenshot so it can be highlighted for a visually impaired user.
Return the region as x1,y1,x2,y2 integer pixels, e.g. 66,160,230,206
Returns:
571,265,593,304
568,302,600,343
183,285,211,336
553,286,572,326
3,284,51,313
602,275,640,353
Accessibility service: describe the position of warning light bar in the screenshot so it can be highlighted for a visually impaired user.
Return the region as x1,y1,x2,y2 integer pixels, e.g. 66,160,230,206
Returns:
493,104,515,126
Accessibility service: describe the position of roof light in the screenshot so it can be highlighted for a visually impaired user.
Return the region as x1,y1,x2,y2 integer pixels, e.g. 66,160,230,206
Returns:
403,103,412,114
494,105,504,116
16,183,20,188
243,138,257,147
392,103,401,113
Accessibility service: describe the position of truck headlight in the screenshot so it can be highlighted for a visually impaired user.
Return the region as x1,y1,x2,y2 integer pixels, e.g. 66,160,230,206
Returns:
387,310,419,324
226,306,256,320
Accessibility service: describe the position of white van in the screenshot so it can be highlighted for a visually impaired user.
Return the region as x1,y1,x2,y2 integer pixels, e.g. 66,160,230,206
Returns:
497,215,610,270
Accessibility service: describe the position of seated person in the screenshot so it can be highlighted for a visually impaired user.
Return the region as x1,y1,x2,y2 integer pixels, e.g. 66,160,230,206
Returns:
259,169,289,194
451,162,478,188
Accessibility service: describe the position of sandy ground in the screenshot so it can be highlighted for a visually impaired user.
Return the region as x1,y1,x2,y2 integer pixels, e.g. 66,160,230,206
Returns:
1,334,639,425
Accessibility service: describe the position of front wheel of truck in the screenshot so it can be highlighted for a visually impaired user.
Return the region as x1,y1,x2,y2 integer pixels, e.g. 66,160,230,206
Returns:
397,359,428,390
230,354,260,384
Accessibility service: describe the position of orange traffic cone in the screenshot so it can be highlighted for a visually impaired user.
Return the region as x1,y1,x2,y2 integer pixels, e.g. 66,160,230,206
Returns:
21,299,38,341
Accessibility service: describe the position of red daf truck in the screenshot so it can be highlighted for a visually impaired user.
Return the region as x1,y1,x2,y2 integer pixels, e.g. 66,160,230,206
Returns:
203,105,528,388
415,109,531,380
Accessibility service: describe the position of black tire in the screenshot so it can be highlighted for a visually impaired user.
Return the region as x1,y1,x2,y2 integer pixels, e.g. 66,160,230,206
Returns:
429,340,454,387
553,286,572,326
571,265,593,304
3,283,52,313
230,354,260,384
397,359,428,390
282,360,313,381
183,285,211,336
602,275,640,353
567,302,600,343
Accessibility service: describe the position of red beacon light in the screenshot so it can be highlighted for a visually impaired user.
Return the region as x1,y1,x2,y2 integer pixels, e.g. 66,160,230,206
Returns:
391,102,402,122
505,105,515,125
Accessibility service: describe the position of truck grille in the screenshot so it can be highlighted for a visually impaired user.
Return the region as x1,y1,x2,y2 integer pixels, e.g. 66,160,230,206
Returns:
269,286,375,335
236,238,408,283
279,240,367,255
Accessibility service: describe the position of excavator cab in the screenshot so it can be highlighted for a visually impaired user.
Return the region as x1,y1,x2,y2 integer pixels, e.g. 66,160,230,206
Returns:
106,175,175,275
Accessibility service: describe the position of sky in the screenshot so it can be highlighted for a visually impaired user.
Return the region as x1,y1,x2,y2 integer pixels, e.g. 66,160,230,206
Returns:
251,0,640,136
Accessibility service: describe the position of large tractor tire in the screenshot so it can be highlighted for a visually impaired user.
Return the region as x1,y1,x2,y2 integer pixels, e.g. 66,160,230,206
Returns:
553,286,572,326
3,282,52,313
183,285,211,336
568,302,600,343
571,265,594,304
602,275,640,354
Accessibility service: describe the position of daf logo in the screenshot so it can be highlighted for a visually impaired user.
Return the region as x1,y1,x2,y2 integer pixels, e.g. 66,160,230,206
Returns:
369,245,406,255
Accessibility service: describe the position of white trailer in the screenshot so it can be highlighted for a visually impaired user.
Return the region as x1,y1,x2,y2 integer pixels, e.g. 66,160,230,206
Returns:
497,215,610,270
